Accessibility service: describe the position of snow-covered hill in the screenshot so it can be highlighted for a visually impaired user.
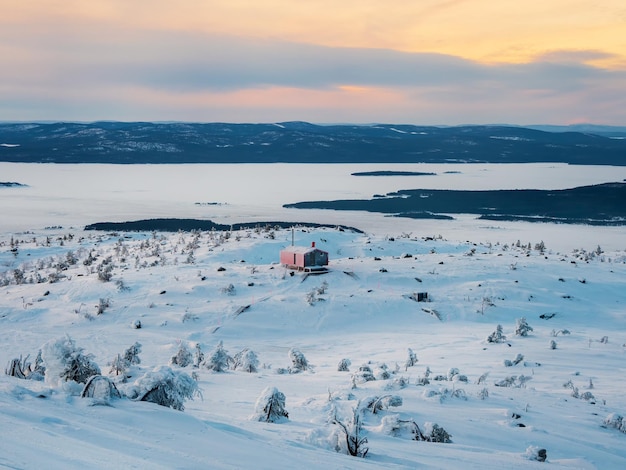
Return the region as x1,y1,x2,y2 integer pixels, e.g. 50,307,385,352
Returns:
2,226,625,469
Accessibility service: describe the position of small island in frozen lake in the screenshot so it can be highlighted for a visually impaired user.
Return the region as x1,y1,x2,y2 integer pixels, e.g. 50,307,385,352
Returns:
0,181,26,187
351,171,437,176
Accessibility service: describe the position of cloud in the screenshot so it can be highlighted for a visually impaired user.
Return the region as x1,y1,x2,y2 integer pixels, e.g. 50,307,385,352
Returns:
4,26,621,91
0,25,625,124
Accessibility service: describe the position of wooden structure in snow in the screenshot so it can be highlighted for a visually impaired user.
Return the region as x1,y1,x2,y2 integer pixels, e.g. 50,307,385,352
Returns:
280,241,329,272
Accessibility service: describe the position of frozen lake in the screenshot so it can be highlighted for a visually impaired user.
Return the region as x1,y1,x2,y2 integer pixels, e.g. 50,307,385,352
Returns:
1,162,625,251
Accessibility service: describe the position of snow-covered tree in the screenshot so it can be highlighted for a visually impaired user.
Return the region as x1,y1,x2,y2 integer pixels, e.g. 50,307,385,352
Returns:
337,358,351,372
252,386,289,423
203,341,233,372
170,342,193,368
405,348,418,369
109,354,126,376
233,348,259,373
123,342,142,366
288,348,309,372
41,336,101,385
132,366,200,411
193,344,204,368
515,317,533,336
486,324,506,343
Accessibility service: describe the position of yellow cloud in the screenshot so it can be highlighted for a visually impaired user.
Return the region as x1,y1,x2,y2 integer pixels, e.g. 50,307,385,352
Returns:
3,1,625,68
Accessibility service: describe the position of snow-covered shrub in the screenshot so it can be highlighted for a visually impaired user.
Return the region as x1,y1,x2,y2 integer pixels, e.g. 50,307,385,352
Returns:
380,417,452,444
385,376,410,390
170,342,193,368
487,325,506,343
329,405,368,458
352,364,376,384
422,422,452,443
288,348,309,372
132,366,199,411
233,348,259,373
181,312,199,323
337,358,351,372
603,413,626,433
478,387,489,400
504,353,524,367
374,363,391,380
5,355,32,379
515,317,533,336
550,340,557,350
96,297,111,315
109,342,142,379
221,283,236,295
29,351,45,381
580,391,595,402
495,376,516,387
316,281,328,295
97,257,114,282
424,387,467,402
42,336,101,385
363,395,403,414
252,386,289,423
378,414,404,437
81,375,121,405
524,446,547,462
551,328,570,337
416,377,430,386
563,379,579,398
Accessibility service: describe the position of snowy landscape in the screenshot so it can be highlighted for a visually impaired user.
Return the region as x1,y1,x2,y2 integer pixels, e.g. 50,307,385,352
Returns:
1,162,626,469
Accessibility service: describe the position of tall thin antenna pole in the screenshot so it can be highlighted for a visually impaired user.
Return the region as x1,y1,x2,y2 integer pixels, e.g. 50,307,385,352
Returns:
292,227,294,246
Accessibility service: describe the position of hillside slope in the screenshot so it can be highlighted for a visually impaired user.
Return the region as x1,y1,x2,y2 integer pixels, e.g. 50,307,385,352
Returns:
1,227,626,468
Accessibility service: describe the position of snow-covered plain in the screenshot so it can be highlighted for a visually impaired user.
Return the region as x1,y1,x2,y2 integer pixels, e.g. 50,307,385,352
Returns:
1,163,626,469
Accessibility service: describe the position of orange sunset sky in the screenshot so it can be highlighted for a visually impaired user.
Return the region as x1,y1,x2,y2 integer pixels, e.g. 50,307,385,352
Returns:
1,0,625,124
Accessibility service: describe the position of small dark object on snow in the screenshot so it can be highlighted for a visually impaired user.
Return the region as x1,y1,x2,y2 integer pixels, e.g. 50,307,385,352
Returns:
537,449,547,462
217,266,226,272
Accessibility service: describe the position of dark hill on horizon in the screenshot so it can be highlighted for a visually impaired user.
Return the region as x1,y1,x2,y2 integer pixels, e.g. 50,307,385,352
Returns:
1,121,625,165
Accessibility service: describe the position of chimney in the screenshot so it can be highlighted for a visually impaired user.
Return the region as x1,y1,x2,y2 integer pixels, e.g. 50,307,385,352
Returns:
311,241,315,248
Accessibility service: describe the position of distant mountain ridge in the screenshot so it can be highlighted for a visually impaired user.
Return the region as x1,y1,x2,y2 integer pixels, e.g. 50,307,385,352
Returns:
1,121,625,165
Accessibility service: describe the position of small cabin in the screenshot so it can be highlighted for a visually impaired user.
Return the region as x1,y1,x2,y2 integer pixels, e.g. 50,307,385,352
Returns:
280,242,329,272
